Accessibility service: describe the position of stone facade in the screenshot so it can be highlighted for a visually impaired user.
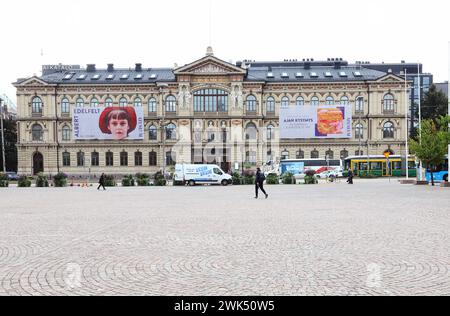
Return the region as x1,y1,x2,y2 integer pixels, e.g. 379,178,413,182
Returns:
14,51,411,176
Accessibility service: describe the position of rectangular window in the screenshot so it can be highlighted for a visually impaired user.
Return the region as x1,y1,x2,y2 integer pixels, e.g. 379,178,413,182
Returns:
91,152,99,166
120,152,128,166
62,153,71,167
106,152,114,166
149,152,157,166
135,152,143,166
77,153,85,167
166,151,176,166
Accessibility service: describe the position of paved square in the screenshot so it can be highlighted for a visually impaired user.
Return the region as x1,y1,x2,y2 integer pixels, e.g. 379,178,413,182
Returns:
0,180,449,296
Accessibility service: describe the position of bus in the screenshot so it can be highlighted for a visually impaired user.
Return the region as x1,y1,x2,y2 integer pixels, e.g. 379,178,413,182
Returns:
344,155,417,177
425,156,448,182
273,158,344,178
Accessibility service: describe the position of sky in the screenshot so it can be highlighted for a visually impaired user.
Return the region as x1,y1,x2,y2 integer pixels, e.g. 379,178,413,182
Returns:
1,0,449,107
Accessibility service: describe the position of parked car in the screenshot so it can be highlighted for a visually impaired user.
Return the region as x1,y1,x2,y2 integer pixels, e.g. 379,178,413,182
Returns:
174,164,232,186
5,172,19,181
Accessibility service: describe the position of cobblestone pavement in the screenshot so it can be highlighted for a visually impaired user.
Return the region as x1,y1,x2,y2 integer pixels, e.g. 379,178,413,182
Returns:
0,179,449,296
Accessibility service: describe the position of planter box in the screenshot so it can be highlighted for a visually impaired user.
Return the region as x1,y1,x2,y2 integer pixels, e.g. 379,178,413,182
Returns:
441,182,450,188
400,179,416,185
415,181,429,185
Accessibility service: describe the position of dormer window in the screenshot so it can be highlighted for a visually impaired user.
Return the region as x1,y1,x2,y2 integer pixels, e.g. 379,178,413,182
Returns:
267,72,274,78
354,71,362,77
339,71,347,77
135,74,143,80
106,74,115,80
76,74,86,80
295,72,303,78
150,74,157,79
281,72,289,78
63,73,74,80
324,72,332,78
91,74,100,80
120,74,129,80
310,72,318,78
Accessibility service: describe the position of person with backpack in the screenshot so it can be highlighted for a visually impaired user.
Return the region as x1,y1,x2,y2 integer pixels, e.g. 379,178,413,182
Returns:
255,168,268,199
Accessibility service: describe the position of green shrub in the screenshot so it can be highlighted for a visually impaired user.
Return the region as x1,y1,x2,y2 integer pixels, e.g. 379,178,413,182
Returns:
153,171,167,186
0,173,9,187
121,174,135,187
282,172,295,185
304,170,318,184
243,175,255,185
53,172,68,187
266,174,279,185
232,172,242,185
18,176,32,187
359,172,380,179
104,175,116,187
135,173,150,186
36,173,49,187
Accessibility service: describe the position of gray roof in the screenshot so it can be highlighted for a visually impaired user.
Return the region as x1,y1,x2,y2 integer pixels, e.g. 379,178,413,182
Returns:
37,68,176,84
246,65,387,82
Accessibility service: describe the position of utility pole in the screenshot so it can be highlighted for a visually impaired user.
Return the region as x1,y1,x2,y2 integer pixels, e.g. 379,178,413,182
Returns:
0,97,6,173
448,42,450,181
405,68,409,180
417,63,423,181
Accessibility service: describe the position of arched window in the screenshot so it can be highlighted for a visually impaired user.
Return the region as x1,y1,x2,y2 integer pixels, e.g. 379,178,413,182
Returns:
32,97,43,114
296,149,304,159
340,149,349,159
296,97,304,106
355,150,364,156
193,89,228,112
149,151,157,166
105,98,113,107
134,98,142,107
267,124,275,140
383,121,395,139
120,151,128,166
266,97,275,113
281,96,290,107
245,122,257,140
311,149,319,159
149,125,157,140
165,123,177,140
62,125,71,141
76,98,84,107
134,151,143,166
61,98,70,114
325,149,334,160
340,96,349,105
62,152,70,167
281,150,290,160
383,94,395,112
355,97,364,112
355,123,364,139
32,124,43,141
326,96,334,105
77,151,85,167
91,151,99,166
165,95,176,112
246,95,257,112
119,97,128,107
310,96,319,106
90,98,99,107
148,98,157,113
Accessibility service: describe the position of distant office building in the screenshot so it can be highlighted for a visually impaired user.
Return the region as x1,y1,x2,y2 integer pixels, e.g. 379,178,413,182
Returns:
435,82,449,98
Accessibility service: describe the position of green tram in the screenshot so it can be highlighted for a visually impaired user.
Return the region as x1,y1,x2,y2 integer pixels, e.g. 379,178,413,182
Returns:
344,155,417,177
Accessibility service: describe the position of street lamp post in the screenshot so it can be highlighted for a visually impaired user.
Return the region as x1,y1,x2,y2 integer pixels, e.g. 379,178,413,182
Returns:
417,63,423,181
0,97,6,173
405,68,409,180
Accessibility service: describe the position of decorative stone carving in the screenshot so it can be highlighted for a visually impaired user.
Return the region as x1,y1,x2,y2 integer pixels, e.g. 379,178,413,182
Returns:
177,84,191,110
230,83,243,109
192,63,229,74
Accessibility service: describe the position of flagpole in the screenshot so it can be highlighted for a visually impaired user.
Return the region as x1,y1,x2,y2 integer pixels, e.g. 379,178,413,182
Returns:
418,63,422,181
405,68,409,180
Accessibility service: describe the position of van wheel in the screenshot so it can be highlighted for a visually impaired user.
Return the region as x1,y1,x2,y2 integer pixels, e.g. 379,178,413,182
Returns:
188,180,196,186
221,179,228,186
444,174,448,182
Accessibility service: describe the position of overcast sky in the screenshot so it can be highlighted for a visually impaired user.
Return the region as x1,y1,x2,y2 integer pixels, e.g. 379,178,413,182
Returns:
1,0,449,106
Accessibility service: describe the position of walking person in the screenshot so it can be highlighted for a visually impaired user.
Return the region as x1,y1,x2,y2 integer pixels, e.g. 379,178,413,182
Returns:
347,169,354,184
98,173,106,190
255,168,268,199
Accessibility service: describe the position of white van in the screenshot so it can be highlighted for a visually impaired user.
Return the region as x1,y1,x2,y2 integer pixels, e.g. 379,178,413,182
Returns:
174,164,232,186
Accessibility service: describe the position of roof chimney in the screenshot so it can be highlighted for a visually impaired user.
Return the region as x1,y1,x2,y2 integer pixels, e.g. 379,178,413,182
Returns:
107,64,114,72
304,62,311,70
236,61,242,68
334,61,341,69
135,63,142,72
86,64,96,72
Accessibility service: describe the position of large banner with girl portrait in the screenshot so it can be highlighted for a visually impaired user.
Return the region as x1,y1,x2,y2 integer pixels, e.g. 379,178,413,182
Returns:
73,107,144,140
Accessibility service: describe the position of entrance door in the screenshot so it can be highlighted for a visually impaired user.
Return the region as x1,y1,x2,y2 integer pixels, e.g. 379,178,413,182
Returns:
33,152,44,175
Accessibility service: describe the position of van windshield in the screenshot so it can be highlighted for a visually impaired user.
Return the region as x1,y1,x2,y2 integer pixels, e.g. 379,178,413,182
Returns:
213,168,223,175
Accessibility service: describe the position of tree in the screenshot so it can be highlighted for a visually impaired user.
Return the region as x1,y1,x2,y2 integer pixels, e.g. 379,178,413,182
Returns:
421,84,448,123
410,116,450,186
0,117,17,172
